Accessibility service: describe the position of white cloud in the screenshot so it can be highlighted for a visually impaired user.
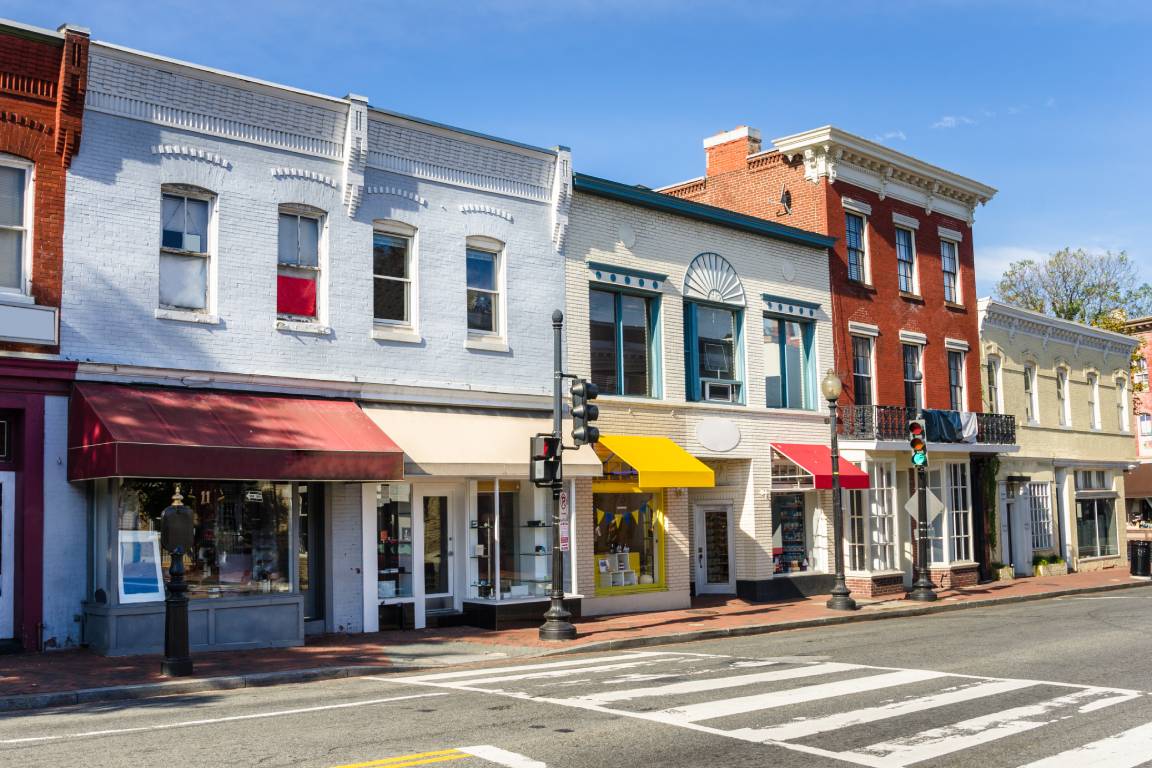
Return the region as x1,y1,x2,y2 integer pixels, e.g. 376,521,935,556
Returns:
873,129,907,142
932,115,976,129
1045,96,1056,108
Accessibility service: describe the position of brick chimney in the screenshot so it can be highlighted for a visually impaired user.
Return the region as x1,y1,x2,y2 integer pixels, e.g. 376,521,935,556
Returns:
704,126,761,176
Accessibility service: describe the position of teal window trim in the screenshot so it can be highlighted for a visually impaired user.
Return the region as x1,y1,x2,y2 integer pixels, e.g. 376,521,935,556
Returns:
590,286,662,399
685,300,745,405
587,261,668,292
765,316,817,411
762,293,821,312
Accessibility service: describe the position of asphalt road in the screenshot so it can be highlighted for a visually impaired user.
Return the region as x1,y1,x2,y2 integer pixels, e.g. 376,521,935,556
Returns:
3,593,1152,768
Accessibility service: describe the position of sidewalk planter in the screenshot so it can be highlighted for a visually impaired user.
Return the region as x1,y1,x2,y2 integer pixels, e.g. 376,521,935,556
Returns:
1034,561,1069,578
994,565,1015,582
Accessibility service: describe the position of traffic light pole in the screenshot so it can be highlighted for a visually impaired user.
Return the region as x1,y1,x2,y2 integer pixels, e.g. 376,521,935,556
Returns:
540,309,578,641
909,463,938,601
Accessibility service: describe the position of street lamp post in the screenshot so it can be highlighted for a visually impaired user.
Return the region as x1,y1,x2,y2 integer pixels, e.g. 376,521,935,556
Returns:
821,370,857,612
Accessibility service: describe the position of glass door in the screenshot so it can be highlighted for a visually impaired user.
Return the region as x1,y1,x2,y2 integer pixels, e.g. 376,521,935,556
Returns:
418,488,457,613
0,473,14,640
694,503,734,594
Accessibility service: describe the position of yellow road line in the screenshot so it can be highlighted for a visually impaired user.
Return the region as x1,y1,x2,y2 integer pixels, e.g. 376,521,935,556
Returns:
333,748,470,768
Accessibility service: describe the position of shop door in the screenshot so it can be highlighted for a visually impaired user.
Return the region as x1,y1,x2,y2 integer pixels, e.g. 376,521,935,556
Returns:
694,503,735,594
0,473,14,640
416,486,460,613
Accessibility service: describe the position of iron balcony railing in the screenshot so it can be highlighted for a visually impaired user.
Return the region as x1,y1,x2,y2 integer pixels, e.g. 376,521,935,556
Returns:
838,404,1017,445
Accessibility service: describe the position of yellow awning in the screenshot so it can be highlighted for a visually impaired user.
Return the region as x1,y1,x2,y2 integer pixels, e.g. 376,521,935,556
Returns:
595,435,715,488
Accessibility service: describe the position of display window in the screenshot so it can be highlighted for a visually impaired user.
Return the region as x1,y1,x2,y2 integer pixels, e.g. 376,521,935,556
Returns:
377,482,414,600
470,480,552,600
772,492,811,573
117,479,293,598
593,488,664,593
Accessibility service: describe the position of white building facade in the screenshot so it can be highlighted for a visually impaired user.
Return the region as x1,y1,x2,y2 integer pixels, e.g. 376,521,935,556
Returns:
59,41,595,654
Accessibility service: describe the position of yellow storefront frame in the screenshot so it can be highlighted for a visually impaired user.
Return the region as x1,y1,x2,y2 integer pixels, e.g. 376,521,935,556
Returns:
592,483,667,595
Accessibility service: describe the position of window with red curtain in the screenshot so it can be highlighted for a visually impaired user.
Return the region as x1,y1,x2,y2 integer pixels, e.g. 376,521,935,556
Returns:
277,209,321,319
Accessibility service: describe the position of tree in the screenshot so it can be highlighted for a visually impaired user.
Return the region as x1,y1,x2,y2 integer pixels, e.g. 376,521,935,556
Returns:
993,248,1152,331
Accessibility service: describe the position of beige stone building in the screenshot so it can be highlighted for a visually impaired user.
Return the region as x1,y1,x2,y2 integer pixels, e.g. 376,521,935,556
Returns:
565,173,864,616
978,300,1137,574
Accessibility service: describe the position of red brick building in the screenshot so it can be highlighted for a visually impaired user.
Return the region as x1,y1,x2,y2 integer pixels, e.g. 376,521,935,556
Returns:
1124,316,1152,526
0,19,87,651
661,126,1015,595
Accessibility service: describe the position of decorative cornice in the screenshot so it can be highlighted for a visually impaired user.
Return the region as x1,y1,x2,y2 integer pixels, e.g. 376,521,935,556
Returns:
771,125,996,224
152,144,232,169
87,90,344,160
270,166,337,187
364,186,427,206
367,150,550,201
978,299,1137,358
551,147,572,255
0,109,51,134
0,71,57,102
459,203,514,222
586,261,665,292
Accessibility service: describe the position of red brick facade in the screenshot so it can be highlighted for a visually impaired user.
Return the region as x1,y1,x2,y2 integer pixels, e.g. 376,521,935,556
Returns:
1126,318,1152,461
0,22,88,355
666,127,990,412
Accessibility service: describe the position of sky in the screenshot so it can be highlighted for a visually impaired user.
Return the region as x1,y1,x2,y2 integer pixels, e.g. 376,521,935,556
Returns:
5,0,1150,296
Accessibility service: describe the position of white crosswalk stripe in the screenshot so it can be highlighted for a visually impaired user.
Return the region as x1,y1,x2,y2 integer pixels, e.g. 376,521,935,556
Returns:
392,651,1152,768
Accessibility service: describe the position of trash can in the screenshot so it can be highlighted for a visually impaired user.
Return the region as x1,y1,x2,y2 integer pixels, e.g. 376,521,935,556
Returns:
1135,541,1151,578
1131,540,1141,576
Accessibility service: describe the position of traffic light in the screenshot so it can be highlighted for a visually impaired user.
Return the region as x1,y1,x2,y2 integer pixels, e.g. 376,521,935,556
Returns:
570,378,600,446
529,434,562,487
908,419,928,468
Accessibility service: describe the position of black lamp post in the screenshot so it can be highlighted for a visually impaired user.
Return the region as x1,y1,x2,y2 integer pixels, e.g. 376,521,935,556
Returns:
821,370,857,612
160,486,194,677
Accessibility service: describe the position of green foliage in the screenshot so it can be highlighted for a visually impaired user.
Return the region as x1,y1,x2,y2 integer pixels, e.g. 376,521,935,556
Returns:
982,455,1000,550
994,248,1152,329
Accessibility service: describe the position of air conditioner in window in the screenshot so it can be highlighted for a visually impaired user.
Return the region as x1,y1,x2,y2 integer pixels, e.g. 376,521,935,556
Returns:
704,381,734,403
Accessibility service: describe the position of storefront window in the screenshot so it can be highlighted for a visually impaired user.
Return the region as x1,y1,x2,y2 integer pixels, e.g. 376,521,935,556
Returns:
377,483,414,599
593,491,662,590
471,481,553,600
118,479,292,598
1077,497,1118,558
772,492,809,573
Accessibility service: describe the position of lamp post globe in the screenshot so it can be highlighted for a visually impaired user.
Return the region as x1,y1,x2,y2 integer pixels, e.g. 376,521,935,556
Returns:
823,370,857,612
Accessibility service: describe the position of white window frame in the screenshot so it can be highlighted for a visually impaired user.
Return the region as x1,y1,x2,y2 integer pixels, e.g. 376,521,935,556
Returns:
902,341,924,411
1117,375,1130,432
986,355,1003,414
844,211,870,284
1087,371,1100,430
1139,412,1151,437
926,462,974,565
895,226,919,295
158,184,216,316
0,153,33,299
869,461,898,571
373,220,418,330
1135,358,1148,388
851,334,876,407
276,204,326,324
947,349,966,412
940,238,960,304
1028,482,1053,551
1056,366,1071,427
465,236,506,340
1023,364,1039,424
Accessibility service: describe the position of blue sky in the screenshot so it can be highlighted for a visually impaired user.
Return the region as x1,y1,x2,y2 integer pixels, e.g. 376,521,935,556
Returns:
5,0,1150,295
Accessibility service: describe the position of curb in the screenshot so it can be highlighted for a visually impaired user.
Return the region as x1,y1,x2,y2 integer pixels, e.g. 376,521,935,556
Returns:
539,578,1152,655
2,579,1147,713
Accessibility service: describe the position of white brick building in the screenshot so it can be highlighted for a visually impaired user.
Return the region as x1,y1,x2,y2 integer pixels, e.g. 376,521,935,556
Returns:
58,40,599,654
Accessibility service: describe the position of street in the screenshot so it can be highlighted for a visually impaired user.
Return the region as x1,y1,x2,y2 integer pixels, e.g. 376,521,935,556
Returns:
3,593,1152,767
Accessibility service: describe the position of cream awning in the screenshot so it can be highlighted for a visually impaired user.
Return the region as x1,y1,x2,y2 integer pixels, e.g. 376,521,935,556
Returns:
361,405,603,478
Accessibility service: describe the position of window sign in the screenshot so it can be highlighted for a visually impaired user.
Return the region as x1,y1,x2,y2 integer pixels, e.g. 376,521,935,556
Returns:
117,530,165,604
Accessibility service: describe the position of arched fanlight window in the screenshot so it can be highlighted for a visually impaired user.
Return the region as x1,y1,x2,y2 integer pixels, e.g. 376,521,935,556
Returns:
683,253,746,404
683,252,745,306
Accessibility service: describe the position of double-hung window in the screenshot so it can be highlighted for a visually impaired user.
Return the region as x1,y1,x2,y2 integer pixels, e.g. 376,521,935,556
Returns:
986,356,1002,414
466,244,501,334
947,350,965,411
1140,413,1151,436
1117,377,1129,431
870,462,897,571
925,463,973,564
1057,368,1071,426
1024,364,1038,423
845,213,867,283
373,222,415,325
764,316,815,410
686,302,743,403
941,239,959,303
903,343,924,411
0,157,30,296
852,336,874,406
589,288,658,397
277,206,322,320
1135,358,1148,388
159,187,212,311
896,227,916,294
1087,372,1100,429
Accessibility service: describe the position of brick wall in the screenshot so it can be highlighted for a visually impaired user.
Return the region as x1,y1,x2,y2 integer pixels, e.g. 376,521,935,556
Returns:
0,24,88,355
665,133,986,412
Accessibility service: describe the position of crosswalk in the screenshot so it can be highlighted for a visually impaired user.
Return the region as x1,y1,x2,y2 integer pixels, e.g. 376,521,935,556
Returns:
389,651,1152,767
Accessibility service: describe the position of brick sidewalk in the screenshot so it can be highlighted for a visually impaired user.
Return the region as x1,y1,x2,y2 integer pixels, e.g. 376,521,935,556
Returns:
1,568,1144,703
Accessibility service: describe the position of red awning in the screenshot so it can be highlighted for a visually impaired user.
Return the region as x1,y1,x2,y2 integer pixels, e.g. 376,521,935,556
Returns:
68,382,404,481
772,443,870,490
